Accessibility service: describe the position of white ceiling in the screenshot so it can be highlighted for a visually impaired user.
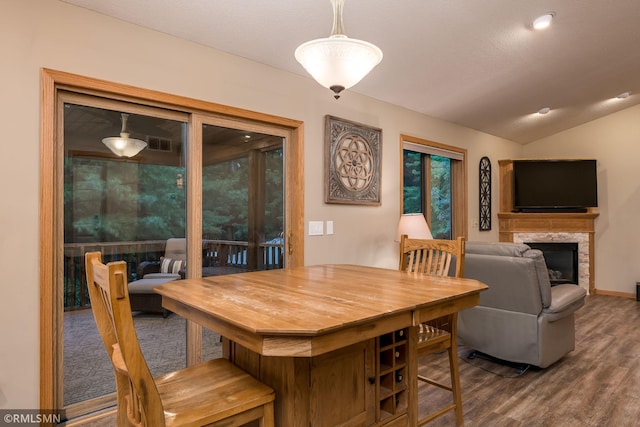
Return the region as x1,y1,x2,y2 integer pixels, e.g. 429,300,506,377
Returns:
62,0,640,144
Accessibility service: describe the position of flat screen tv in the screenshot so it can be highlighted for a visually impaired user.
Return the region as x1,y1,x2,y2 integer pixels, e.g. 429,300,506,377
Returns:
512,159,598,212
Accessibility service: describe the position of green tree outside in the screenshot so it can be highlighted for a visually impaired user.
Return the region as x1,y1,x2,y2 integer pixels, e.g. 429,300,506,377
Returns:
402,151,452,239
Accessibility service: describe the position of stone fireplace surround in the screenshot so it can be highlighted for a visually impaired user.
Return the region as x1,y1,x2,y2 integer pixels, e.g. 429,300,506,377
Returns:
497,212,598,294
513,232,589,293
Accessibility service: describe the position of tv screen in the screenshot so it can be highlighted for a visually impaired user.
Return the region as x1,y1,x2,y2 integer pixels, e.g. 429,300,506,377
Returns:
512,159,598,212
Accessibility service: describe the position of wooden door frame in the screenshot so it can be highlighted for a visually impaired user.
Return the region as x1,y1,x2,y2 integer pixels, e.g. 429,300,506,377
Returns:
40,68,304,413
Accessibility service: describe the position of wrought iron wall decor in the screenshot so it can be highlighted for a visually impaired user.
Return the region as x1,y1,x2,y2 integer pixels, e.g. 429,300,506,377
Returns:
479,156,492,231
325,115,382,205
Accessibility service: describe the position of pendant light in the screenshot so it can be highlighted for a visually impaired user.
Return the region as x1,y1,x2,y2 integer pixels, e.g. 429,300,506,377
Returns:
295,0,383,99
102,113,147,157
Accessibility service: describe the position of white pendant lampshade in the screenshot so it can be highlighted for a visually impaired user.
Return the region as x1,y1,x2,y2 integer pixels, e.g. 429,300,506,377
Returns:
396,213,433,241
295,0,383,99
102,113,147,157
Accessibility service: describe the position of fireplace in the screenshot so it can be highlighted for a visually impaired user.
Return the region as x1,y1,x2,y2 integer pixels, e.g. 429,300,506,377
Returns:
497,159,598,294
511,231,590,293
526,242,579,285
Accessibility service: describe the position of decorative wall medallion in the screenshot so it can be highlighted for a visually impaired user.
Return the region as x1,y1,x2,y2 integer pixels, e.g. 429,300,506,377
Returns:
479,156,491,231
325,115,382,205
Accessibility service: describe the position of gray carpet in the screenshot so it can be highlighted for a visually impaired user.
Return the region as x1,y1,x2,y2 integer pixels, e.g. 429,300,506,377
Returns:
63,309,222,406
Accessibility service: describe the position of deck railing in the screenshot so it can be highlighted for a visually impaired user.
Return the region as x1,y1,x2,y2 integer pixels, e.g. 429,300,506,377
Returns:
64,239,284,310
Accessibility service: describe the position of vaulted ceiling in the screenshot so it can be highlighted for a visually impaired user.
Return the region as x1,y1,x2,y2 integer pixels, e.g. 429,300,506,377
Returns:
62,0,640,144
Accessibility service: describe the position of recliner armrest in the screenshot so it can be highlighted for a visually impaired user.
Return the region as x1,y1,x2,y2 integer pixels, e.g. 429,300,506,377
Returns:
543,284,586,322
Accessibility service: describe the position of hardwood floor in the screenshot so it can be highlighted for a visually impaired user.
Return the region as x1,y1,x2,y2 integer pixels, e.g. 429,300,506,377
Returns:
420,293,640,426
70,294,639,426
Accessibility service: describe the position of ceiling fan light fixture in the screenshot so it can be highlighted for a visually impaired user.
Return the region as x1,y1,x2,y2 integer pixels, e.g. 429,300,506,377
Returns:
537,107,551,115
102,113,147,157
616,91,630,99
295,0,383,99
532,13,555,30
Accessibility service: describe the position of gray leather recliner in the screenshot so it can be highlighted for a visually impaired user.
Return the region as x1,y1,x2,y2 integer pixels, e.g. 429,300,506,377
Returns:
458,241,587,368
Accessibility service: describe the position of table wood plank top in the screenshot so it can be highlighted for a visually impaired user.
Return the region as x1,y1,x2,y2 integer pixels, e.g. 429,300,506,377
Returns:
156,264,487,425
155,264,486,337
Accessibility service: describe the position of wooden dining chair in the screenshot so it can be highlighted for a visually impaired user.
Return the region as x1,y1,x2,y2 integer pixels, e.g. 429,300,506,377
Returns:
85,251,275,427
399,235,466,426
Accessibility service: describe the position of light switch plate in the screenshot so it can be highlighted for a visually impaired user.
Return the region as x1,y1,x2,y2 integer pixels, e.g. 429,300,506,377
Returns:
309,221,324,236
326,221,334,235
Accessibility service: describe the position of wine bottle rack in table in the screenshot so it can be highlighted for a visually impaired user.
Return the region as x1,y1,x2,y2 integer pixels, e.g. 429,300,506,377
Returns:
376,328,408,422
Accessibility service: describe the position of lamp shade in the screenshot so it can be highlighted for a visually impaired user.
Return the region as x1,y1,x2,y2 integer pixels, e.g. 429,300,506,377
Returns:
396,213,433,241
295,35,383,96
102,113,147,157
295,0,382,99
102,134,147,157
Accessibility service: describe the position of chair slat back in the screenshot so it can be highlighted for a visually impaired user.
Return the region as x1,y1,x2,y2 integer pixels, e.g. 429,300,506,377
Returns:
85,252,164,427
400,235,465,278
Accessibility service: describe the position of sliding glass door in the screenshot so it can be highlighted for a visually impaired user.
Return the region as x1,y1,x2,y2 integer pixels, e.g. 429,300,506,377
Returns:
42,70,304,421
61,95,190,412
50,87,300,421
200,119,285,277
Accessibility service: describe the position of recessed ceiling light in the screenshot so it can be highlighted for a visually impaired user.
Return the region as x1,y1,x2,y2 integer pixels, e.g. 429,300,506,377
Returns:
538,107,551,115
532,13,554,30
616,92,630,99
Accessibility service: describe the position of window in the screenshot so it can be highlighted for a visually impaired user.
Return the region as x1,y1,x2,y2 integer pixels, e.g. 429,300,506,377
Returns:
401,135,467,239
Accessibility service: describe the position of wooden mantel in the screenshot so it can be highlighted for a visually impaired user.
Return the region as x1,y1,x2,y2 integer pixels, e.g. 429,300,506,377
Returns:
498,160,599,293
498,211,599,239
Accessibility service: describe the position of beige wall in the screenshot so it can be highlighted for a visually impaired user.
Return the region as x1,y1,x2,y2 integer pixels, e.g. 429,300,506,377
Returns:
2,0,526,409
524,104,640,296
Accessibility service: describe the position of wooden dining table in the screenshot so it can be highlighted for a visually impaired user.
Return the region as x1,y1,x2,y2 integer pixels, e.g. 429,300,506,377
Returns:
154,264,487,427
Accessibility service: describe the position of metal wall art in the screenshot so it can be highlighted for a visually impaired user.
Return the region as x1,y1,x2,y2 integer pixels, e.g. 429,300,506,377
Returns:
479,156,491,231
325,115,382,205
